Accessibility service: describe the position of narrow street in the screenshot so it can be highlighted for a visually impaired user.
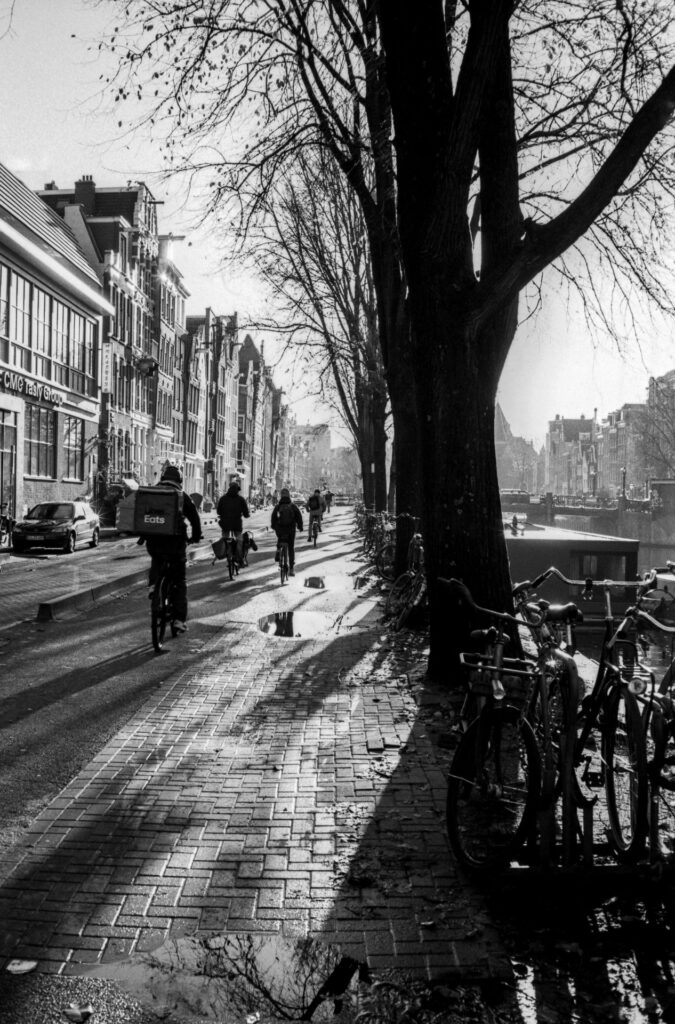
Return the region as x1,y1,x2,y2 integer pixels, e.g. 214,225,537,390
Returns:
1,510,675,1023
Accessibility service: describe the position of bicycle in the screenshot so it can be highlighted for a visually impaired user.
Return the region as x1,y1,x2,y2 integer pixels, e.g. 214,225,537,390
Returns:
151,558,181,652
386,521,425,627
223,530,240,581
512,564,658,862
278,540,290,585
444,577,589,871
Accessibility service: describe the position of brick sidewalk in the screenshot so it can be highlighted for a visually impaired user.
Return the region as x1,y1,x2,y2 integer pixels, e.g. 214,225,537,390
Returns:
0,525,508,982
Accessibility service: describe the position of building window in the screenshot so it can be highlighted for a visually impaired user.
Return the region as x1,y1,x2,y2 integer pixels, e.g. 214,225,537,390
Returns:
53,300,69,386
63,416,84,480
24,403,56,477
10,272,31,370
32,287,52,379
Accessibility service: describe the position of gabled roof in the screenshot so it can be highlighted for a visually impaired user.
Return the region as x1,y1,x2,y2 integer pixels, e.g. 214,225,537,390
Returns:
0,162,98,284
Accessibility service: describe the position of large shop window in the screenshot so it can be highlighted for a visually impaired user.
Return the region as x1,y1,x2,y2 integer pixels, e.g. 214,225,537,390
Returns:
24,403,56,478
63,416,84,480
0,263,97,396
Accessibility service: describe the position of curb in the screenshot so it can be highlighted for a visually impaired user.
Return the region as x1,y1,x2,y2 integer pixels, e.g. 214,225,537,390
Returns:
35,546,210,622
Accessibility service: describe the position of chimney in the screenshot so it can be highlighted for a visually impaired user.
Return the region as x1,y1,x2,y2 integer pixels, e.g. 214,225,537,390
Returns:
43,180,58,191
74,174,96,215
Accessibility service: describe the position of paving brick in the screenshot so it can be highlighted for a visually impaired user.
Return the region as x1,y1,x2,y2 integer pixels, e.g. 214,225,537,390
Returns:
0,519,508,982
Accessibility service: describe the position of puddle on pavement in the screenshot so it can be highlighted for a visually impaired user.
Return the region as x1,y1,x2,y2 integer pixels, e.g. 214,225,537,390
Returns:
258,611,332,637
88,934,367,1022
304,576,326,589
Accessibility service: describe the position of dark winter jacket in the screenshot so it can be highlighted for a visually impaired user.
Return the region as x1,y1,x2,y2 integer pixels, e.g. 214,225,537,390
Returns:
217,486,250,531
271,496,303,537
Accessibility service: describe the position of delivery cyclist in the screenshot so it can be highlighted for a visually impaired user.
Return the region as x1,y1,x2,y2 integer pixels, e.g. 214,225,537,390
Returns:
146,465,202,632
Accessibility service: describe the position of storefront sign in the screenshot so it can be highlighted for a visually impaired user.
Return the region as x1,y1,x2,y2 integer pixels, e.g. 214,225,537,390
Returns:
101,342,113,394
1,370,65,405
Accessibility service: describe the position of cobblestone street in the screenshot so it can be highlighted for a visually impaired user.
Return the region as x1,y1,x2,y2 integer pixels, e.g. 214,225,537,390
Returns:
0,511,506,1006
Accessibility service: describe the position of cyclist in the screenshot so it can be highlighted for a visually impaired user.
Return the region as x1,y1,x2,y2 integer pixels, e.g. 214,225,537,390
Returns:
216,479,250,566
146,465,202,633
271,488,303,576
306,488,326,539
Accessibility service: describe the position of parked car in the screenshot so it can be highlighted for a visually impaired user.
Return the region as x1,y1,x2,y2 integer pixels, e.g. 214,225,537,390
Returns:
12,500,100,554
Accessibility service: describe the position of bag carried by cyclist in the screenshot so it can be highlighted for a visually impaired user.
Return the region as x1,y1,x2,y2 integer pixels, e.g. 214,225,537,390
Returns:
134,486,184,537
276,502,296,531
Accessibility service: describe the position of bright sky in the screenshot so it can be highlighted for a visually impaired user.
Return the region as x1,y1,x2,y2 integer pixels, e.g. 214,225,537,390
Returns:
1,0,674,449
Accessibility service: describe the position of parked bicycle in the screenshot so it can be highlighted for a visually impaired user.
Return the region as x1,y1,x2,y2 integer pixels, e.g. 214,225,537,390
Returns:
442,577,584,871
385,520,425,629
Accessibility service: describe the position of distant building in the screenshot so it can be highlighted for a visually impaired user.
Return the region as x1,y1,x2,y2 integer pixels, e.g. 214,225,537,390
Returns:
38,175,178,492
292,423,332,494
596,403,645,498
495,404,538,492
544,413,598,496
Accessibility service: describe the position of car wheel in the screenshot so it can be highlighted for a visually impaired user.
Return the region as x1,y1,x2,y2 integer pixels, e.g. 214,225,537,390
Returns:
90,527,100,548
64,532,76,554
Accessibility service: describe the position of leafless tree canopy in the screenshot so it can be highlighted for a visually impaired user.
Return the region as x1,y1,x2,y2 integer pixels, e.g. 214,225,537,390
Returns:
101,1,675,340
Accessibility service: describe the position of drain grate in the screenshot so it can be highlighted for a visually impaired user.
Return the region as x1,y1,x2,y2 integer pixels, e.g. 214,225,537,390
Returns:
304,576,325,589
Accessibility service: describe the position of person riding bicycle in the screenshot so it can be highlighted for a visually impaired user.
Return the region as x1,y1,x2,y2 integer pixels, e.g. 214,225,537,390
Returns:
146,465,202,633
306,488,326,539
271,488,303,576
216,480,250,566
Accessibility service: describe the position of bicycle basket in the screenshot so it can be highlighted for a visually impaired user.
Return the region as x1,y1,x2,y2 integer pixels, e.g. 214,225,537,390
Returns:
460,653,534,708
211,538,227,561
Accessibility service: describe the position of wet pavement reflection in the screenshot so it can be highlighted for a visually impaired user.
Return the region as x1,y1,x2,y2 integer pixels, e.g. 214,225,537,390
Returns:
89,934,368,1021
258,612,331,637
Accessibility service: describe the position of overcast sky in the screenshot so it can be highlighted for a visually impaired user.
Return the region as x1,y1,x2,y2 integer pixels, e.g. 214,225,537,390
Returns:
2,0,674,449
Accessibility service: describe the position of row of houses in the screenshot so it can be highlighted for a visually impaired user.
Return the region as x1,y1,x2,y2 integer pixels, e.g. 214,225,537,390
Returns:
497,378,675,501
0,164,345,520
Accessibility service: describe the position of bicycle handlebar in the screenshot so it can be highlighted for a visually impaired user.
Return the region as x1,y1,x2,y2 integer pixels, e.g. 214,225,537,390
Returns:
440,577,523,627
511,565,659,596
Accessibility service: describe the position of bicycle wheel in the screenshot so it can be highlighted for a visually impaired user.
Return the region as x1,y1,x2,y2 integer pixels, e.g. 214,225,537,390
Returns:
151,574,170,652
375,542,396,581
386,572,414,618
280,545,289,585
227,546,236,581
396,573,426,630
602,686,648,859
313,522,318,547
446,705,541,871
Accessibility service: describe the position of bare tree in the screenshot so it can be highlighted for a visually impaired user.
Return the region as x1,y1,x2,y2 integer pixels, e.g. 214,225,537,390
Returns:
103,0,675,673
251,152,389,508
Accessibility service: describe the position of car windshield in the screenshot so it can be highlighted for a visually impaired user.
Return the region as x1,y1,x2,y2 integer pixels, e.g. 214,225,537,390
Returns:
28,503,74,521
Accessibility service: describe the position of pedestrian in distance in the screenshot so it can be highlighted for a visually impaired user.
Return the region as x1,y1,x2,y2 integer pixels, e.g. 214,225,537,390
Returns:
216,480,250,566
271,487,303,576
324,488,333,514
306,488,326,538
145,465,202,633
